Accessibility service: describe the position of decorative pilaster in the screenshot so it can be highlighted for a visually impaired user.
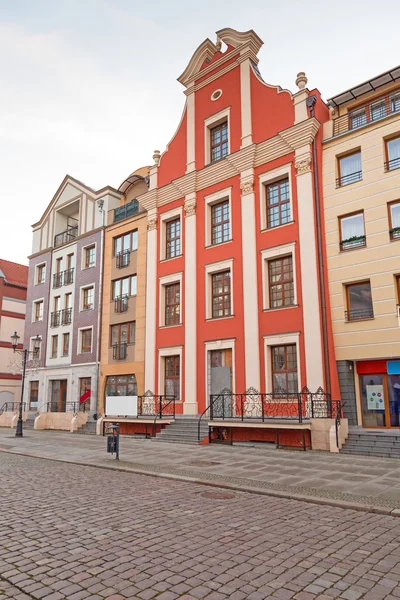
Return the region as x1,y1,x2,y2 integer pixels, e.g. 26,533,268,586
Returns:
184,192,197,414
240,58,253,148
240,169,260,391
186,85,196,173
144,208,158,393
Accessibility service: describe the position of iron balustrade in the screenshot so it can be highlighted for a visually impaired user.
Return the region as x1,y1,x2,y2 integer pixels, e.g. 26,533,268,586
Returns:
61,307,72,325
384,156,400,172
53,272,63,288
114,200,139,223
332,92,400,137
345,307,374,321
116,250,131,268
50,311,61,328
112,342,127,360
54,226,78,248
137,392,176,437
63,268,74,285
339,235,366,251
0,402,26,413
114,294,128,313
336,170,362,187
46,401,89,413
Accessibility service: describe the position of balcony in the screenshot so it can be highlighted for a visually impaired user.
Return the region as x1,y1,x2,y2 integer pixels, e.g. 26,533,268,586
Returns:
61,307,72,325
345,307,374,321
384,156,400,172
116,250,130,269
50,311,61,328
114,200,139,223
114,295,128,313
64,268,74,285
53,272,63,288
336,171,362,187
54,226,78,248
332,92,400,138
340,235,366,251
112,343,127,360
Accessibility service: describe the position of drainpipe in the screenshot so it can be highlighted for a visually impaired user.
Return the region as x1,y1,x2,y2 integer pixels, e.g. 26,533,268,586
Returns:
306,95,331,395
95,200,105,417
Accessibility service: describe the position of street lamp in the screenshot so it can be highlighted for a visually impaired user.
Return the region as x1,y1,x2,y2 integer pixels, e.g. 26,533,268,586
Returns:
11,332,41,437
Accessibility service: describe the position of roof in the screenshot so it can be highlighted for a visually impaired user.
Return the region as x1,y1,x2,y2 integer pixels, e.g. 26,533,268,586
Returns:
328,65,400,107
0,259,28,288
118,166,150,194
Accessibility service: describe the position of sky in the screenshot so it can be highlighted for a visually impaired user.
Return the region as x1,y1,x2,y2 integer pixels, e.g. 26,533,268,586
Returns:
1,0,399,265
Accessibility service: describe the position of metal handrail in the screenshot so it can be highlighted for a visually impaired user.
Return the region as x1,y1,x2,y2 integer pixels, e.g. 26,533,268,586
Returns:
63,268,74,285
152,395,176,437
0,402,26,413
116,250,131,269
332,92,400,137
335,402,346,449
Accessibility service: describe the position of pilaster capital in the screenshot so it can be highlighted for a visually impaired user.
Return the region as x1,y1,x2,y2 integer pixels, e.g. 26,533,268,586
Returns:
295,152,312,176
240,175,255,196
147,212,158,231
184,196,197,217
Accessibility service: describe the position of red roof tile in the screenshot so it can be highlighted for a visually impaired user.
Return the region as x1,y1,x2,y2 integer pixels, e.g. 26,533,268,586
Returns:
0,259,28,288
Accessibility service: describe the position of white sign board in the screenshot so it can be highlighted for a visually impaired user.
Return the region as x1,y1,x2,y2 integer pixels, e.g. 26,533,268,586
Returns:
105,396,138,417
366,385,384,411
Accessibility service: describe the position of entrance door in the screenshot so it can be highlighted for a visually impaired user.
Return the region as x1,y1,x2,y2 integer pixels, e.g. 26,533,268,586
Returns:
209,350,232,417
60,380,67,412
51,380,67,412
360,374,386,427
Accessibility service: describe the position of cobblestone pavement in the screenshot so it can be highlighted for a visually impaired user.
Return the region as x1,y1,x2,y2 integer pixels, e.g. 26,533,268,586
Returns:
2,454,400,600
1,429,400,511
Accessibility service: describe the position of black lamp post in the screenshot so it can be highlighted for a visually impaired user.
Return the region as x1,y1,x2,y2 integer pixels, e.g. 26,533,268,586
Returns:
11,332,41,437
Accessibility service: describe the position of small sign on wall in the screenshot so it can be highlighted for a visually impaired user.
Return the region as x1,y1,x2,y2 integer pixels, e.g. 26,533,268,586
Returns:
366,385,384,411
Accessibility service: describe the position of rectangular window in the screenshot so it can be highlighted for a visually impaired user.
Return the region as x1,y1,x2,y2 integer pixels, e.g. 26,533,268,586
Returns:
385,136,400,172
56,257,63,273
114,230,138,256
165,356,180,399
34,300,44,322
84,245,96,268
337,151,362,187
54,296,60,312
79,377,91,404
166,218,181,259
339,212,366,250
110,321,135,346
29,381,39,409
345,281,374,321
62,333,70,357
165,283,180,326
65,293,72,309
268,256,294,308
37,264,46,284
81,329,92,353
212,271,231,318
112,275,137,299
266,179,291,228
210,121,228,163
51,335,58,358
67,253,74,270
82,286,94,310
389,201,400,240
271,345,298,395
211,201,230,245
105,375,137,397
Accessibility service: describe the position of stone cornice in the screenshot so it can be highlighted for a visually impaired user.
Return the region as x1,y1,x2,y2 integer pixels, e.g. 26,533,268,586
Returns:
139,117,320,211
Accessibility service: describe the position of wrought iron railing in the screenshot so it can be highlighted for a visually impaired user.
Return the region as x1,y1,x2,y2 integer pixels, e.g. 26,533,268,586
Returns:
112,342,127,360
0,402,26,413
61,307,72,325
137,393,176,419
116,250,130,269
46,401,88,413
384,157,400,172
50,310,61,327
63,268,74,285
54,226,78,248
336,171,362,187
53,272,63,288
114,295,128,313
345,307,374,321
332,92,400,137
114,200,139,223
340,235,366,251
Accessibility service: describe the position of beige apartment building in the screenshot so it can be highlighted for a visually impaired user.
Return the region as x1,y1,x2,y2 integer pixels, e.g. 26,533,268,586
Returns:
323,67,400,429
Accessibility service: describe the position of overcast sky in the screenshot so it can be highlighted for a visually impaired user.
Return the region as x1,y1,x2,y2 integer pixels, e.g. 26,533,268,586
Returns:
1,0,399,265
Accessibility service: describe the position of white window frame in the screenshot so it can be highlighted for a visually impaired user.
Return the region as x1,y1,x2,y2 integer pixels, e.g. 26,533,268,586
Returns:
204,186,232,248
159,207,183,261
79,283,96,312
263,332,301,394
204,107,231,166
78,326,93,354
205,258,233,320
205,338,236,398
32,298,45,323
81,242,97,270
259,163,293,231
158,346,183,402
159,272,183,327
261,242,297,310
35,262,47,285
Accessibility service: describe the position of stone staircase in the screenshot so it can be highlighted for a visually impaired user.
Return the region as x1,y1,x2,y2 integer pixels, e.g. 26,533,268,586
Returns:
75,420,97,435
340,428,400,458
152,416,209,445
23,414,36,430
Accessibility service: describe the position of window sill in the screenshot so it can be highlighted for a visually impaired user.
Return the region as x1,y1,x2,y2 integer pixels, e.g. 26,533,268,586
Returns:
205,239,232,249
160,254,183,263
159,323,183,329
336,179,363,189
81,307,94,312
108,343,136,349
263,304,298,313
339,244,367,252
345,317,375,323
261,221,295,233
82,265,95,270
35,282,45,286
206,314,234,322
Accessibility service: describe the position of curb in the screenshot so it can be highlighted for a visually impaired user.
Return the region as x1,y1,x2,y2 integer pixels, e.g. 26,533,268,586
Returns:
1,447,398,518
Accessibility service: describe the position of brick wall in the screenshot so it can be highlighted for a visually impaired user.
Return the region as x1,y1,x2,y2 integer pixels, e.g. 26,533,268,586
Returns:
24,251,52,366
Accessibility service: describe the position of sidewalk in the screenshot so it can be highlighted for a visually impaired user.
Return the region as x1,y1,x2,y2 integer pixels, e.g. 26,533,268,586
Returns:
1,428,400,515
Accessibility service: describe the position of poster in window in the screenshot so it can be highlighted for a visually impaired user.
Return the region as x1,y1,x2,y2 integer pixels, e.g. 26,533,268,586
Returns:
366,385,385,410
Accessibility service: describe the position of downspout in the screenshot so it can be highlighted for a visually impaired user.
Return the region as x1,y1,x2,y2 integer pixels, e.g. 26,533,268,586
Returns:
95,200,105,417
306,95,331,395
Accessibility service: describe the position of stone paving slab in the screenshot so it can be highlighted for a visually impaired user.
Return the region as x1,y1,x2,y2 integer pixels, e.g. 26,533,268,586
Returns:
2,429,400,513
